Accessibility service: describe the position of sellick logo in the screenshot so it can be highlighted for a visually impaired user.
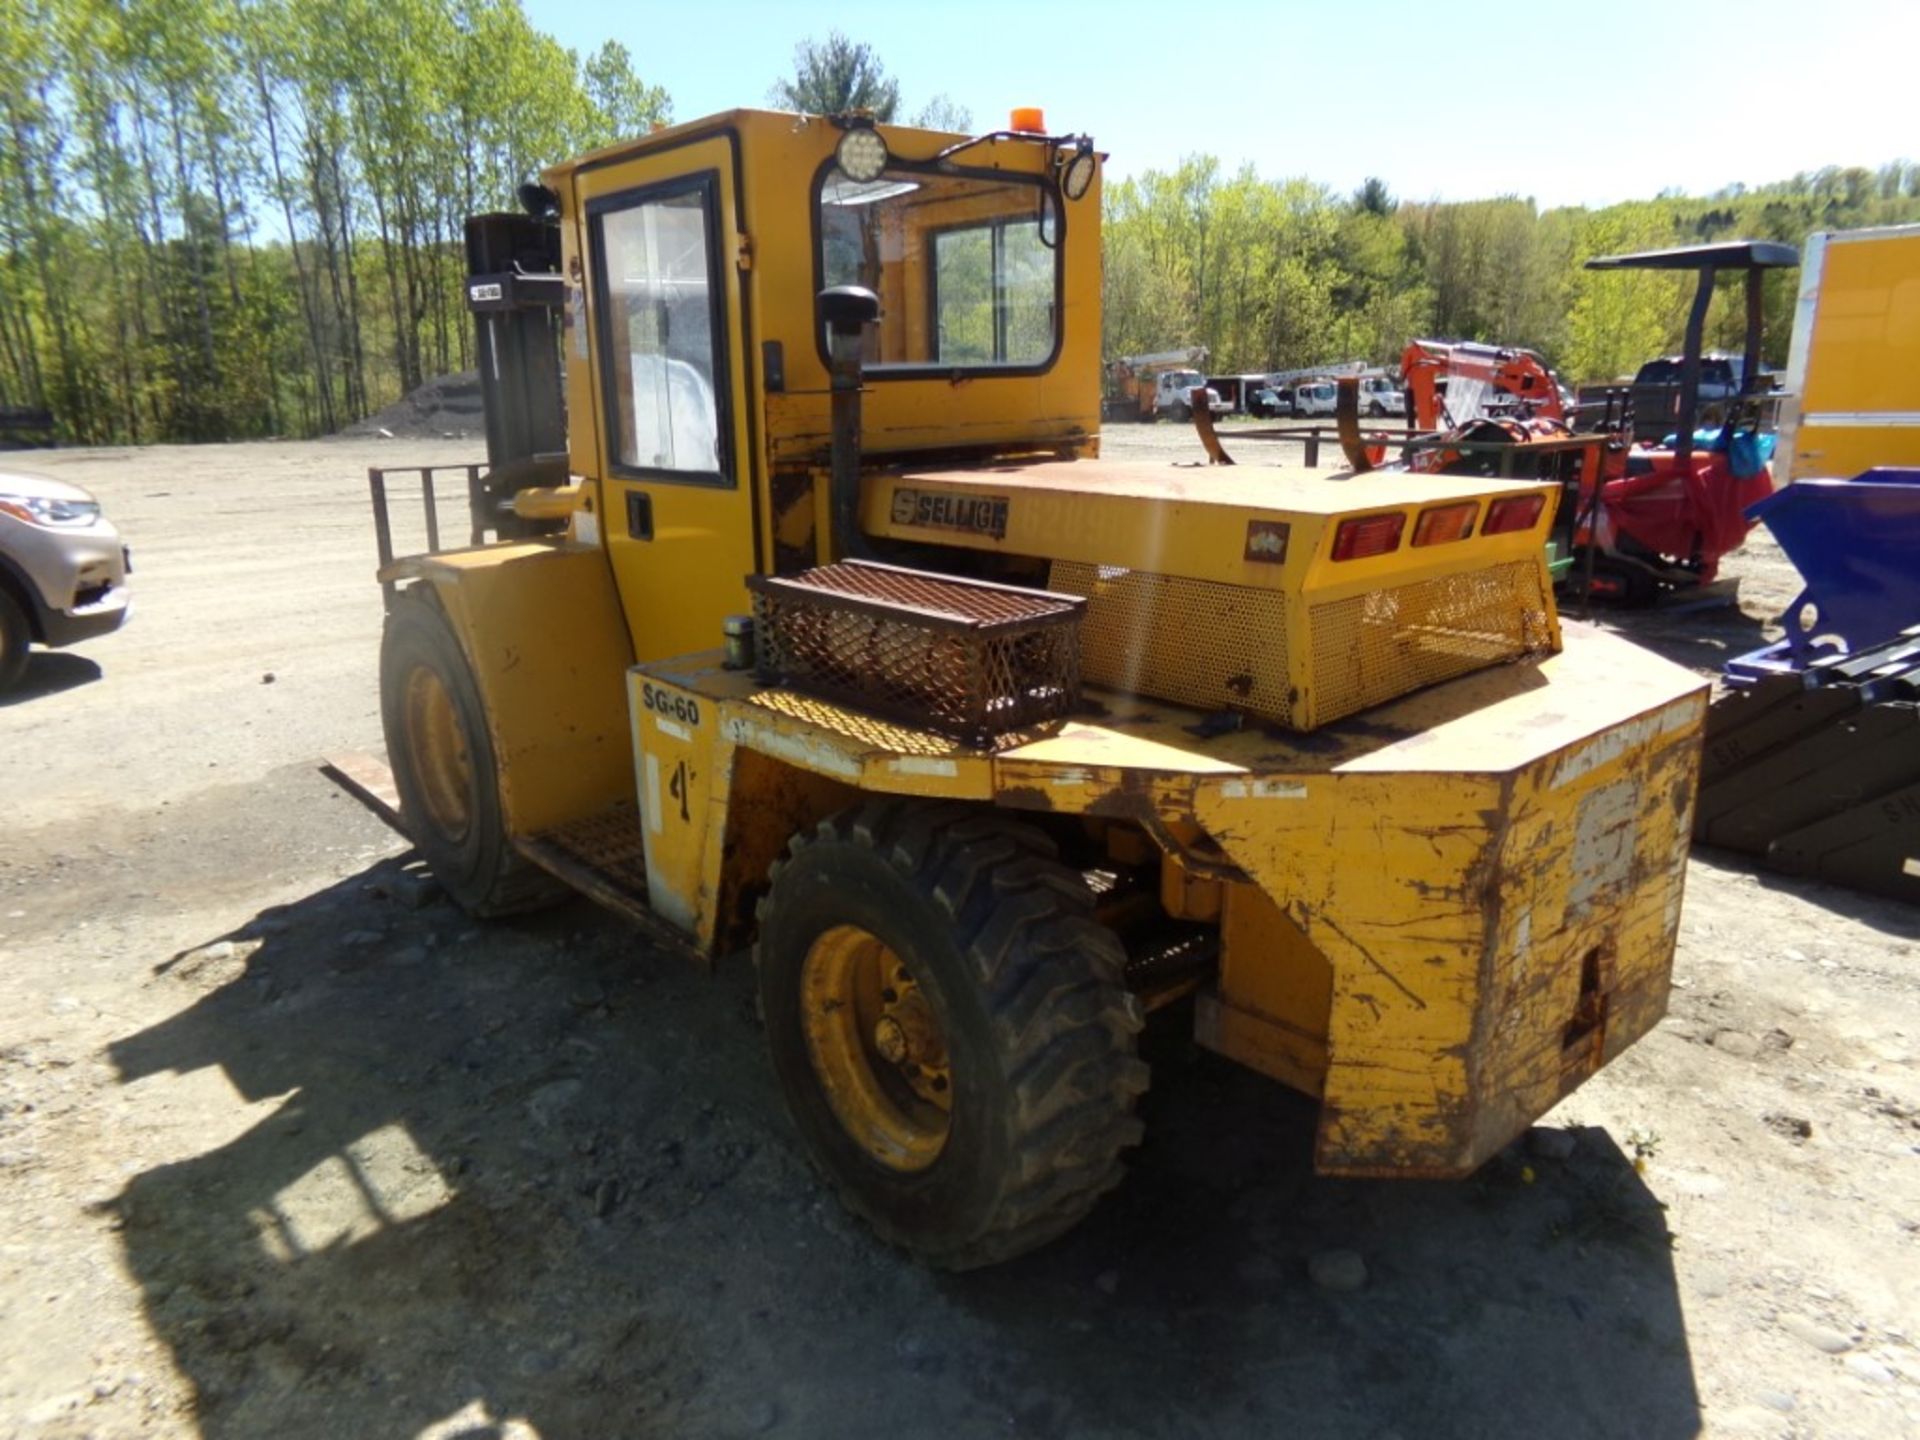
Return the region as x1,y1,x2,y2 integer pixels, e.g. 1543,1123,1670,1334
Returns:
890,487,1011,540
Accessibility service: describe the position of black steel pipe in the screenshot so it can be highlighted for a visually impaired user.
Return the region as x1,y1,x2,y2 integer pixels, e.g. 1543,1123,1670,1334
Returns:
819,286,881,561
1676,265,1716,465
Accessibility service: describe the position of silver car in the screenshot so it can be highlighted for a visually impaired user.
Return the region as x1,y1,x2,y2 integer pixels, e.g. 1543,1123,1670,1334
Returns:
0,469,131,690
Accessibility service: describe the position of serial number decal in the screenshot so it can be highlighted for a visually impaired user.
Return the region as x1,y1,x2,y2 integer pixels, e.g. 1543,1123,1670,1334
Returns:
890,487,1011,540
1244,520,1291,564
468,282,503,302
641,681,701,729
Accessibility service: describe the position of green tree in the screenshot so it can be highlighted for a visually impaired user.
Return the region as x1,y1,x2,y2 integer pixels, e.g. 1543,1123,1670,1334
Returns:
1561,203,1682,383
582,39,671,144
911,94,971,132
769,32,899,119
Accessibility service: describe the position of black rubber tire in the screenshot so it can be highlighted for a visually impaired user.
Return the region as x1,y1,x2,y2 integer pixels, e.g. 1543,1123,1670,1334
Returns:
756,801,1148,1269
379,588,565,917
1368,402,1386,417
0,587,29,692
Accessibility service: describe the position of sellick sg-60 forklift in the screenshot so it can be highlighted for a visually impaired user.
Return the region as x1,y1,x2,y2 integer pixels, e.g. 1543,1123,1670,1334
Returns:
339,107,1708,1268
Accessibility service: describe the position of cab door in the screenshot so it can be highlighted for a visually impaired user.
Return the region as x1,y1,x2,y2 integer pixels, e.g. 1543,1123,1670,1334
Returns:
576,136,756,664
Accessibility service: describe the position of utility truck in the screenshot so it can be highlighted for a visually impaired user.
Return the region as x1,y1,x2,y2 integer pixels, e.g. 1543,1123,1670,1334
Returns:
1106,350,1228,421
339,107,1707,1268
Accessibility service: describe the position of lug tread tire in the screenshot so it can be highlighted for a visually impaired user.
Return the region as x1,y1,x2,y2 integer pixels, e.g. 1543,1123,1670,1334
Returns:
379,589,565,918
756,802,1146,1269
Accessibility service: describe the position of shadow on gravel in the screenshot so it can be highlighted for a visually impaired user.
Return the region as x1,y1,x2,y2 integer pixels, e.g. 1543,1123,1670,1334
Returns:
0,651,102,706
106,854,1701,1440
1574,593,1773,676
1688,846,1920,937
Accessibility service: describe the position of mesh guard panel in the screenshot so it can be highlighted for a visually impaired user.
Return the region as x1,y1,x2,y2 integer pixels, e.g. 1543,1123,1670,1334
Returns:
749,561,1082,747
1308,559,1553,726
1049,562,1294,725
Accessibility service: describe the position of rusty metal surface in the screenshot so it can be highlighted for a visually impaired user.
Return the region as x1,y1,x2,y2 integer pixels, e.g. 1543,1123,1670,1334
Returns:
515,801,704,962
1189,401,1235,465
533,801,651,895
749,561,1082,747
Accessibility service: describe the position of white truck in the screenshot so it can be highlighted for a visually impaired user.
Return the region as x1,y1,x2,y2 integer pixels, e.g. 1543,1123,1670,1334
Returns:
1359,375,1406,417
1107,350,1232,421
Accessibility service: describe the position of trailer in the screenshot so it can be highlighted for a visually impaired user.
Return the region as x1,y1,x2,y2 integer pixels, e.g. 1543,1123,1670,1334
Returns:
1777,224,1920,482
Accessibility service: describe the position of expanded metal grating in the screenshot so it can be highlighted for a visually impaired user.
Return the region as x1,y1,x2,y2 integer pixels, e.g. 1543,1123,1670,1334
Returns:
536,800,650,895
1308,559,1553,725
749,560,1084,747
1049,562,1295,725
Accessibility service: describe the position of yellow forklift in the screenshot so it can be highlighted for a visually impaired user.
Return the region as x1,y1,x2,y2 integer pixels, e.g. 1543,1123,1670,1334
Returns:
340,108,1707,1268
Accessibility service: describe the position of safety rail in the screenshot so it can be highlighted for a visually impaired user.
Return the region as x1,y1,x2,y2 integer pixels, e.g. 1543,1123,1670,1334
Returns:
1225,423,1599,480
367,463,492,609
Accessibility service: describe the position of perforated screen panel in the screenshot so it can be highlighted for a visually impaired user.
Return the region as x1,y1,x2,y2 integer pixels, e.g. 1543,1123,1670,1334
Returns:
1051,557,1554,730
1048,562,1295,725
1307,559,1553,725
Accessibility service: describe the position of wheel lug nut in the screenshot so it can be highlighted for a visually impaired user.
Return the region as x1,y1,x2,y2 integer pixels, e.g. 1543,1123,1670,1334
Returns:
874,1015,908,1063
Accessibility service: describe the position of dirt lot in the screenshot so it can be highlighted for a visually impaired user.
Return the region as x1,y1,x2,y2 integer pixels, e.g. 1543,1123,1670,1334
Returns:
2,429,1916,1440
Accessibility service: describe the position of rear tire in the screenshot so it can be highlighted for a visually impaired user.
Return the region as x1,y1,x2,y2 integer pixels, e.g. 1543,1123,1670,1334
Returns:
756,802,1148,1269
0,588,29,692
379,588,565,916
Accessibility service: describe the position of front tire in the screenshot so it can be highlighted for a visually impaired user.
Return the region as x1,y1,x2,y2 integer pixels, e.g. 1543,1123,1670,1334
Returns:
756,802,1148,1268
379,588,564,916
0,588,30,692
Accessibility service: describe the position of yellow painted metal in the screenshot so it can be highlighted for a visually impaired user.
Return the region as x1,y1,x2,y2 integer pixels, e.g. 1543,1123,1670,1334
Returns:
568,135,758,663
1192,883,1333,1100
379,105,1714,1187
380,541,634,838
627,618,1704,1177
1785,225,1920,480
510,484,587,521
865,460,1560,729
626,669,724,935
400,666,472,840
546,110,1105,589
800,924,953,1172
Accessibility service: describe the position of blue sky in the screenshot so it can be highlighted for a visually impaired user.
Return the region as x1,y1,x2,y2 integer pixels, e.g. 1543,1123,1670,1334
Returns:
524,0,1912,209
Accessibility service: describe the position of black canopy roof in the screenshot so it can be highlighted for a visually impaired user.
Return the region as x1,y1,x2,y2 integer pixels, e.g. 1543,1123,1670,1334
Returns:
1584,240,1800,272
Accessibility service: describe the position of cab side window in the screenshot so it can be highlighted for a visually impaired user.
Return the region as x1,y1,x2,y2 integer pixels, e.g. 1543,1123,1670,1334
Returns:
592,176,729,483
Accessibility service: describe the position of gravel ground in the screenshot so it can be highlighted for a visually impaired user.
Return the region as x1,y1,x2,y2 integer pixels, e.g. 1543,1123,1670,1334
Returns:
1,430,1915,1439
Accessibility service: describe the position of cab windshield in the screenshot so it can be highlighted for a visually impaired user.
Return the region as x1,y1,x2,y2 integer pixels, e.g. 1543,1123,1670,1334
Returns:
818,166,1059,371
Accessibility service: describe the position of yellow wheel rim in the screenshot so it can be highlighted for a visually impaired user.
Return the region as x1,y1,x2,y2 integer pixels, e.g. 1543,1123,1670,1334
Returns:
402,664,472,842
800,925,953,1173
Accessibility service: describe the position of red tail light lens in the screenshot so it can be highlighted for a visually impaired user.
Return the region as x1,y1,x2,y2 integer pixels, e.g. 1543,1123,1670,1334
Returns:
1412,502,1477,546
1330,512,1406,560
1484,493,1546,534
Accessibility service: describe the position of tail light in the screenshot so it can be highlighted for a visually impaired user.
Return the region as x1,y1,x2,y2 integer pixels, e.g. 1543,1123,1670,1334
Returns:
1484,493,1546,534
1412,502,1477,546
1330,512,1406,560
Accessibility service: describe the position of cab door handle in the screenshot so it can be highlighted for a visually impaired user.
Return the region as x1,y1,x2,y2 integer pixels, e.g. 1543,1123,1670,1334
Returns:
626,490,653,541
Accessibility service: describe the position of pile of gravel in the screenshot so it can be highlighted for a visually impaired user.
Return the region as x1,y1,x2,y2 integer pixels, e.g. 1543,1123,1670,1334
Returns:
334,371,485,440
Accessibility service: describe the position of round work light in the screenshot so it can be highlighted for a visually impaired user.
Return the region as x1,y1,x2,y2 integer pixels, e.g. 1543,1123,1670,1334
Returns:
835,127,889,183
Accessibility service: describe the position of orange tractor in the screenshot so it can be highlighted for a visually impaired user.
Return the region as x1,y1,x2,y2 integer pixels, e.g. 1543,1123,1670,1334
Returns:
1364,244,1800,602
